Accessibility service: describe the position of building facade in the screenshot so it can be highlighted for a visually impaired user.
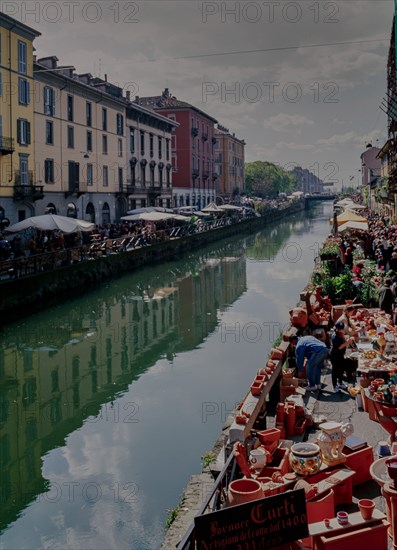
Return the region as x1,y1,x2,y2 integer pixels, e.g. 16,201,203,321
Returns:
138,89,218,210
34,57,128,224
126,101,178,210
0,15,41,225
214,125,245,200
290,166,325,195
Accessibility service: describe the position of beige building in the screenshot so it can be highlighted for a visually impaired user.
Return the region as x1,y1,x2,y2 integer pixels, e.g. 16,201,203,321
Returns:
34,57,129,223
126,100,178,210
214,125,245,200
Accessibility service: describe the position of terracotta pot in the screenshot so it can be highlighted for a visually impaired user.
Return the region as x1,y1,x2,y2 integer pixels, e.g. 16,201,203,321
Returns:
256,428,281,445
290,442,322,476
227,479,263,507
386,457,397,489
358,498,375,520
270,348,284,360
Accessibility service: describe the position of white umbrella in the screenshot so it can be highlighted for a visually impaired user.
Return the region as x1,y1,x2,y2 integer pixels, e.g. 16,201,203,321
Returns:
338,221,369,232
218,204,243,211
6,214,95,233
201,202,223,213
121,212,177,222
126,207,174,215
345,204,366,210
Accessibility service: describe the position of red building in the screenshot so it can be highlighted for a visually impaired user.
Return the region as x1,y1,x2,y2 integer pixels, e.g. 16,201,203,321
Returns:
138,89,218,209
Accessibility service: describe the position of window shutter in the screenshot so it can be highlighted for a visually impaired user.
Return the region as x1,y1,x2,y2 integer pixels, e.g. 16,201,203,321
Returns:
75,162,80,185
27,122,31,144
17,119,21,144
26,81,30,105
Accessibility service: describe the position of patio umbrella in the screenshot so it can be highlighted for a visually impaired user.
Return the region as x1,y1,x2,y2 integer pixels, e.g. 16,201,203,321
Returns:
6,214,95,233
201,202,223,213
121,212,177,222
330,210,367,226
338,221,369,232
126,207,174,215
218,205,243,211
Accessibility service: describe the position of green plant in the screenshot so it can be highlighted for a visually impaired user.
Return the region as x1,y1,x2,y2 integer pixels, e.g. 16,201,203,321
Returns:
319,241,340,258
272,333,283,348
165,504,181,529
201,451,216,470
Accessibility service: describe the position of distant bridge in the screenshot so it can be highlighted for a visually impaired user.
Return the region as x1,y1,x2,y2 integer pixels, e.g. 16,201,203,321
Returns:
305,194,337,203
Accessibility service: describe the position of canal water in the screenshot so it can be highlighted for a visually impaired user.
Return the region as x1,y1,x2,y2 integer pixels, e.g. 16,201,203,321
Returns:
0,202,333,550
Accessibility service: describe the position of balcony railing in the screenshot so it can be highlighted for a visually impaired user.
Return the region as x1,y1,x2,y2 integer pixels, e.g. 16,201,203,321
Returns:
117,184,135,195
192,168,199,179
148,185,162,197
202,170,210,180
64,182,87,198
202,133,208,141
14,170,34,186
0,136,15,154
191,127,199,137
14,185,44,202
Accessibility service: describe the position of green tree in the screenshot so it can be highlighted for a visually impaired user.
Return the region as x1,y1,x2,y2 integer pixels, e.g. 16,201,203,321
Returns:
245,161,297,197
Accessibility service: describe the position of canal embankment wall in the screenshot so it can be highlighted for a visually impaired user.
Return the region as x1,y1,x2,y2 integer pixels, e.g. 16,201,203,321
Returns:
0,200,304,323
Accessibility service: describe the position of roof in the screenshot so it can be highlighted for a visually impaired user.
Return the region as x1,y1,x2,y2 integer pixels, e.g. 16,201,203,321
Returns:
138,89,218,123
1,13,41,40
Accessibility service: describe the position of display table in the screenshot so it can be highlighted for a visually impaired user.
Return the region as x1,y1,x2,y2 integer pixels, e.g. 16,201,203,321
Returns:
308,510,389,550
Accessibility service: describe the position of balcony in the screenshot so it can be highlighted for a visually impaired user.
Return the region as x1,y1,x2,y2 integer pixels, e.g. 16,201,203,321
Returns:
64,182,87,198
202,170,210,180
212,171,219,180
192,168,200,179
117,185,135,196
212,137,217,145
0,137,15,155
148,185,162,198
191,127,199,137
14,183,44,202
202,133,208,141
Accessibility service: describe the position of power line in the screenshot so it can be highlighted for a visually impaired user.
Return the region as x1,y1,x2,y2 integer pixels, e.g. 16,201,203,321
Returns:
145,38,389,62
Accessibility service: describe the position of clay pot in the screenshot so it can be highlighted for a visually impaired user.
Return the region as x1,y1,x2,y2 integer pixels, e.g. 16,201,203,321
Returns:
270,348,284,360
256,428,281,446
336,511,349,525
358,499,375,520
290,442,322,476
386,457,397,489
227,478,263,507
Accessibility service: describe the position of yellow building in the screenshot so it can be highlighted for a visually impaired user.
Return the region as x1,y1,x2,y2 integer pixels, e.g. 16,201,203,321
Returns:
0,14,41,224
214,125,245,200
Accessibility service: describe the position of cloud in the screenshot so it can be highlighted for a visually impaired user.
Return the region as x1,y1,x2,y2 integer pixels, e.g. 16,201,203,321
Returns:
275,141,317,151
317,129,386,148
263,113,314,132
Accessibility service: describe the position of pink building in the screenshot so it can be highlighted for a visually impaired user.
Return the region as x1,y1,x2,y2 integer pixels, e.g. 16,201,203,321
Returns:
361,145,381,186
138,89,218,209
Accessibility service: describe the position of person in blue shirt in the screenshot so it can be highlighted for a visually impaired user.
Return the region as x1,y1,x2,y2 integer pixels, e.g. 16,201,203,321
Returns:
289,334,329,391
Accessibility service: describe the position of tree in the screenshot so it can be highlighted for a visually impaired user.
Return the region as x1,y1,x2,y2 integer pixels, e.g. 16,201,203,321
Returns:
245,161,297,197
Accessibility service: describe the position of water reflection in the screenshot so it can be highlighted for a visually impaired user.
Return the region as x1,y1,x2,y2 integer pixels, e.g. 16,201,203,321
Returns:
0,206,327,547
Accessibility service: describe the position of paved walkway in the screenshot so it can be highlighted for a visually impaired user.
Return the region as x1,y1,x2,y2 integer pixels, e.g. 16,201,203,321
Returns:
161,363,392,549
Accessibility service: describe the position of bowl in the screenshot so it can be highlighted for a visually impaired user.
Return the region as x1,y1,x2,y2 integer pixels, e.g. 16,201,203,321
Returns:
289,442,322,476
369,456,393,487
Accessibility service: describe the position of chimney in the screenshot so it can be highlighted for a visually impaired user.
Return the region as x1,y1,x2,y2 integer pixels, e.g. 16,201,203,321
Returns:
163,88,170,98
135,96,140,104
104,74,108,82
126,91,131,101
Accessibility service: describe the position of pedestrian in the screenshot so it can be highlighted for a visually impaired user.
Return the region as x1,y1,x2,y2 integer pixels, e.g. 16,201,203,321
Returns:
289,334,329,391
379,278,394,315
330,321,357,392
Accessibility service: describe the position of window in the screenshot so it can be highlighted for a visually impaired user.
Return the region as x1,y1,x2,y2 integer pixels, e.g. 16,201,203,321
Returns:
118,167,123,187
166,167,171,187
149,134,154,157
103,165,109,186
86,102,92,126
18,41,27,74
46,121,53,145
159,166,163,187
67,126,74,148
150,164,155,185
44,87,55,116
117,113,123,135
118,138,122,157
102,135,108,154
130,162,136,185
44,159,54,183
129,128,135,152
102,108,107,131
166,139,170,161
18,78,30,105
19,157,28,185
68,161,79,193
67,95,74,122
17,119,30,145
140,131,145,155
87,131,92,152
141,165,146,187
87,163,93,185
158,137,162,159
0,71,2,96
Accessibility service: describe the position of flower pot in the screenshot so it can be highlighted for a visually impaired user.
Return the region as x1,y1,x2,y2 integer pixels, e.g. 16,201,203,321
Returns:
227,478,263,507
358,498,375,520
290,442,322,476
336,511,349,525
256,428,281,446
386,457,397,489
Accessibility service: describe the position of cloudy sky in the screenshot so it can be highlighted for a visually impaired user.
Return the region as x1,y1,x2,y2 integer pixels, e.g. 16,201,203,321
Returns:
7,0,394,189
